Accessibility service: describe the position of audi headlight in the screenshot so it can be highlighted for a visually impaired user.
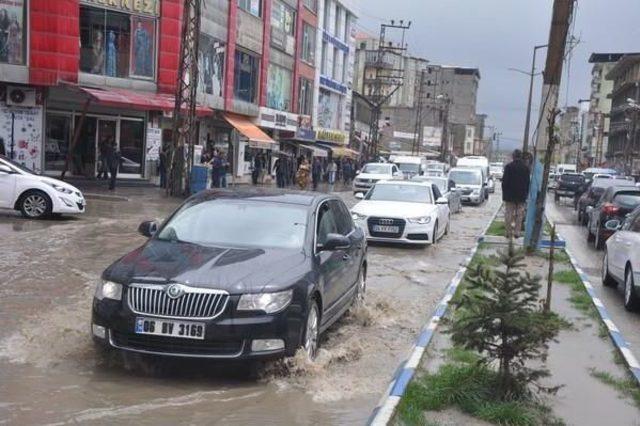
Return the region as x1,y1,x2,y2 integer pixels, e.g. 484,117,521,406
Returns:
407,216,432,225
95,280,123,301
352,212,367,221
46,182,73,194
237,290,293,314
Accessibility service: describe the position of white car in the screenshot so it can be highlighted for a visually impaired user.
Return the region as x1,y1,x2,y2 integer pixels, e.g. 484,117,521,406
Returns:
351,180,450,245
0,155,86,219
353,163,402,194
602,207,640,311
490,162,504,180
448,167,486,205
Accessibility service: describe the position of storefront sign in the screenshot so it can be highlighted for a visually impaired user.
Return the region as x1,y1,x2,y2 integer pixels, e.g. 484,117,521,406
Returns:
258,107,297,132
315,128,346,145
319,76,347,95
322,30,349,53
145,126,161,160
0,102,43,173
296,115,314,141
80,0,160,17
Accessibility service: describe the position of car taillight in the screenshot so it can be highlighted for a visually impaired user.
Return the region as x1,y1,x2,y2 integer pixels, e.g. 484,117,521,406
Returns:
602,203,619,215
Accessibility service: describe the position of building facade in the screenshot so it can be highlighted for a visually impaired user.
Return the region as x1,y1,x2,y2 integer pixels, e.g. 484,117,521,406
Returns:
556,106,580,164
606,54,640,174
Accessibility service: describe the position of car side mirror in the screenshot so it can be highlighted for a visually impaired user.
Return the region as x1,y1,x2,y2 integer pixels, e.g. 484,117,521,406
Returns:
604,219,621,231
319,233,351,251
138,220,159,238
0,164,13,174
355,192,365,199
436,197,449,205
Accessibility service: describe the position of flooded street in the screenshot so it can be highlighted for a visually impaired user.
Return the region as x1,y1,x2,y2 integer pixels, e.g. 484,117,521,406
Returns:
0,189,500,425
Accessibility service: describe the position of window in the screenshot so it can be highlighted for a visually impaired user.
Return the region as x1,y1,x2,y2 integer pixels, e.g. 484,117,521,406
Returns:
238,0,261,17
234,50,260,103
317,202,339,246
330,200,354,235
299,78,314,116
79,6,156,79
301,23,316,65
342,51,348,82
323,0,331,30
271,0,295,36
303,0,317,12
630,213,640,233
334,5,341,38
45,114,72,171
432,185,442,200
266,64,292,111
0,1,26,65
343,12,349,41
332,47,340,80
321,42,329,75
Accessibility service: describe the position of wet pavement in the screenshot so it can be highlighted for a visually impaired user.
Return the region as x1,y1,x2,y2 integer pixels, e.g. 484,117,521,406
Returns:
0,188,500,425
545,198,640,353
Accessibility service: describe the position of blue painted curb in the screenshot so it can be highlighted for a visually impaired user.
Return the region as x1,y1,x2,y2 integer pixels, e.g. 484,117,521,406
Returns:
366,205,503,426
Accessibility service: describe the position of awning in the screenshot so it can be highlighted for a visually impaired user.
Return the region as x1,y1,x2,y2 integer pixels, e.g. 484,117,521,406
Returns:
317,143,360,158
298,142,328,158
78,86,213,117
223,113,277,149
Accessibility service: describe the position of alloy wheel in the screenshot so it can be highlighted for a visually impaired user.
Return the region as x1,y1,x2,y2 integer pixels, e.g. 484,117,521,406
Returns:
23,194,48,218
304,302,319,361
625,270,633,306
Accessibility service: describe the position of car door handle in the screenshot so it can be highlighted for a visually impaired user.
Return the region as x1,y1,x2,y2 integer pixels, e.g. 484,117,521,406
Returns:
342,253,351,261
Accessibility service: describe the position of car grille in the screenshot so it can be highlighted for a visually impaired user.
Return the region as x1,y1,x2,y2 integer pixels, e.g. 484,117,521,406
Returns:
110,331,244,357
76,202,84,211
127,284,229,320
367,217,406,238
460,188,473,195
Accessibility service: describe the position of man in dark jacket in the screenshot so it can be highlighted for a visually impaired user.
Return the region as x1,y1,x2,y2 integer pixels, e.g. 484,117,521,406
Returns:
502,149,530,239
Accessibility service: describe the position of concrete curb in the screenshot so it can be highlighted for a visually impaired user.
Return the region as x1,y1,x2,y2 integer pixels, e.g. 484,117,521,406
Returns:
550,225,640,387
84,193,130,202
367,204,503,426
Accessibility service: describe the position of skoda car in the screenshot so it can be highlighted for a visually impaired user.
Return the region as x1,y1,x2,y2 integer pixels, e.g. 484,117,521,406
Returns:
350,180,450,245
92,190,367,361
0,154,85,219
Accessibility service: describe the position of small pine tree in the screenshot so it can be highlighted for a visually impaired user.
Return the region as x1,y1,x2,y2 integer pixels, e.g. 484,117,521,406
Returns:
448,242,561,398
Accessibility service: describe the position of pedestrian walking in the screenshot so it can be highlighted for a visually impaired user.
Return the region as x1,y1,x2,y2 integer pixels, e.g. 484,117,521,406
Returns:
105,140,121,191
312,157,322,191
97,138,109,179
158,143,168,188
296,158,311,190
502,149,530,239
209,149,223,188
328,160,337,185
342,159,353,186
274,156,286,188
0,137,6,156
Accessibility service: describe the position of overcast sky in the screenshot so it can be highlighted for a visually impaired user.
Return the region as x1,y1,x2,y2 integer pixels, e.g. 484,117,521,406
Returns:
353,0,640,150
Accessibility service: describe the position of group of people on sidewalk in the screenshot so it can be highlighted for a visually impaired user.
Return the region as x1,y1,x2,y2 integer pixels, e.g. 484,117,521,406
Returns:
502,149,531,239
96,138,122,191
273,156,361,191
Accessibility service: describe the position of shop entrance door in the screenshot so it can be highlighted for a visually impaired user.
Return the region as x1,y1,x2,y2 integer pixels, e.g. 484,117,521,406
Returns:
97,119,118,177
72,116,97,177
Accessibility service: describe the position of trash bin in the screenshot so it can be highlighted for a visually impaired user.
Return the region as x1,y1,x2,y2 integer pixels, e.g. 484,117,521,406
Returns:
190,165,209,194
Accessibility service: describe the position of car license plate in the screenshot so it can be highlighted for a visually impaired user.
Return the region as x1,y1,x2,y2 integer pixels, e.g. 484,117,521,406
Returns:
373,225,399,233
135,317,205,340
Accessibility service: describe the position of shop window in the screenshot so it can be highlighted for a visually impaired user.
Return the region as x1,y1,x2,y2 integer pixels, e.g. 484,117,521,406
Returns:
301,23,316,65
119,120,144,175
234,50,260,104
45,114,72,172
267,64,292,111
199,34,225,98
299,78,314,116
238,0,261,17
318,88,340,129
303,0,317,13
271,0,295,36
0,1,26,65
79,6,156,79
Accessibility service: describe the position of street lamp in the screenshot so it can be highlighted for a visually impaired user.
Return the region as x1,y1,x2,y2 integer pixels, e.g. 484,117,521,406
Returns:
517,44,548,154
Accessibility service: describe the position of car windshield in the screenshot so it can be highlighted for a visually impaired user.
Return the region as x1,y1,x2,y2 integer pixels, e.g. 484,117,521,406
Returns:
365,184,433,204
0,155,38,175
362,164,390,174
613,192,640,208
156,200,308,250
396,163,421,173
449,170,481,185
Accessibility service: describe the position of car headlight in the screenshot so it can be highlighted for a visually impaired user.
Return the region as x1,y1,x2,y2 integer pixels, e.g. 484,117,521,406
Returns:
237,290,293,314
46,182,73,194
472,189,481,195
95,280,123,301
352,212,367,221
407,216,432,225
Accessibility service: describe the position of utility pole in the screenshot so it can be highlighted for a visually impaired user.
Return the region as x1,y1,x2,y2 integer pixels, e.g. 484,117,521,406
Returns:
438,94,451,163
526,0,575,252
167,0,202,196
412,69,426,156
522,44,548,153
366,20,411,158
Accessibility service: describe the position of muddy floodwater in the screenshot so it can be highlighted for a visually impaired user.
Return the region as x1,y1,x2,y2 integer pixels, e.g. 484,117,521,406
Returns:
0,189,500,425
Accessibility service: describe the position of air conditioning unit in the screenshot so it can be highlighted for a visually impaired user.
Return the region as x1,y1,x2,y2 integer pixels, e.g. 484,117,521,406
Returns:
6,86,37,107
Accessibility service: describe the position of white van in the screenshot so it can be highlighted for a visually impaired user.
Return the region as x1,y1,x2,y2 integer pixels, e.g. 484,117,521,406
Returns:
457,156,491,198
393,156,424,179
556,163,577,175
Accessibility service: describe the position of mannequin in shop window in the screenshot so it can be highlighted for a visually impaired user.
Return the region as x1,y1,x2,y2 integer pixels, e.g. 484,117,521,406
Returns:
106,30,117,77
91,31,105,74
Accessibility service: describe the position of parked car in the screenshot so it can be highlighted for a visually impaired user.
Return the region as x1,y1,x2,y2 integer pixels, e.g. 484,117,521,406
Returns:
602,206,640,311
586,185,640,250
490,162,504,180
554,172,585,202
351,180,450,246
457,156,490,199
353,163,401,194
411,175,462,213
582,167,618,184
577,178,635,225
0,154,85,219
448,167,486,205
487,177,496,193
92,190,367,361
393,156,424,179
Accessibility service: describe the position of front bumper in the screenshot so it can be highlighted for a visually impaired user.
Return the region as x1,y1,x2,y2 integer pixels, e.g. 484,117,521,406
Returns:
52,193,86,214
355,218,434,245
461,194,482,204
92,295,305,360
353,180,376,193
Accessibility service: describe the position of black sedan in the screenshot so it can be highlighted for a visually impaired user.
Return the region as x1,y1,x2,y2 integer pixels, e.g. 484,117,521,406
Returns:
587,185,640,250
92,189,367,361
